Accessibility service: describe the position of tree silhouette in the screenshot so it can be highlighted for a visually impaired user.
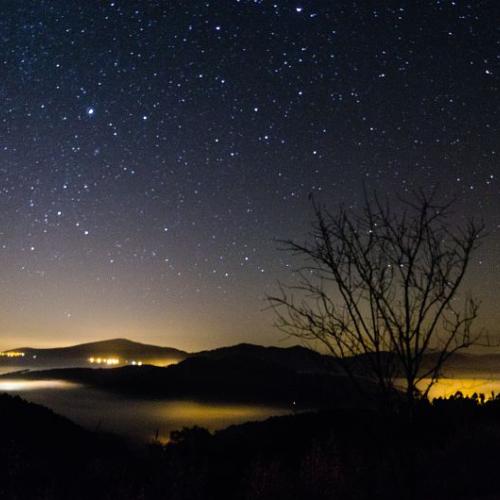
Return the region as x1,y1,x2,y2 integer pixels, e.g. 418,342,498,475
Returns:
269,192,485,407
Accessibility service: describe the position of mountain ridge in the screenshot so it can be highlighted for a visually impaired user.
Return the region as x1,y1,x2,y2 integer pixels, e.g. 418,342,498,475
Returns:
3,337,500,374
1,337,188,369
9,337,187,354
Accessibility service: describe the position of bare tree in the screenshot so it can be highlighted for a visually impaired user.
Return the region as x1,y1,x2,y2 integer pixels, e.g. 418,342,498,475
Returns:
269,192,485,407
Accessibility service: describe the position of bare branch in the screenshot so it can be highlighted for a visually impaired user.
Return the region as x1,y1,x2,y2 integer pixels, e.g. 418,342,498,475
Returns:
267,191,486,409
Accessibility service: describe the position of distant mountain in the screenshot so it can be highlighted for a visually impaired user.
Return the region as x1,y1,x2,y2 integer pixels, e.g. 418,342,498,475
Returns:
3,337,499,403
331,350,500,378
422,351,500,375
0,338,188,369
195,344,500,377
0,338,342,374
193,343,341,374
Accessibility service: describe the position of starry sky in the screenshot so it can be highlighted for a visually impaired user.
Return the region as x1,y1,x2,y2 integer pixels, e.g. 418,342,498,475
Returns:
0,1,498,351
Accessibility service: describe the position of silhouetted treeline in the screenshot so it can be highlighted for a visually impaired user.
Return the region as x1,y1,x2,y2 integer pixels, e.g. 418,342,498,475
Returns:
2,392,500,499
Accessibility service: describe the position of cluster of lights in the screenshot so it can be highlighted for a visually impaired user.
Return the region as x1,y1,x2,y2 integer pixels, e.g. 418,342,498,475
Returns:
88,357,120,365
0,351,25,358
87,356,146,367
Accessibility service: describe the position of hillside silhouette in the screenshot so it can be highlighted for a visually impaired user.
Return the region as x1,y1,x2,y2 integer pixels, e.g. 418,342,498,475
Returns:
4,338,497,374
3,339,500,407
0,338,188,369
192,343,341,373
10,353,361,407
0,393,133,499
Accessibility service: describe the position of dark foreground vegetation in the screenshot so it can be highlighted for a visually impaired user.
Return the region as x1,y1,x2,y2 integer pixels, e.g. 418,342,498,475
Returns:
2,392,500,500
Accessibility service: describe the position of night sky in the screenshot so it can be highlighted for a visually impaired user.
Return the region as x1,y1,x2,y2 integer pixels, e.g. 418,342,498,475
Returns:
0,1,498,351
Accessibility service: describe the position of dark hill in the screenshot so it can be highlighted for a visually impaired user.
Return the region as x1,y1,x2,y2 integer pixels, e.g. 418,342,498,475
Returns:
422,351,500,374
193,343,341,374
347,350,500,377
0,393,132,499
9,354,363,408
1,338,188,369
1,338,342,375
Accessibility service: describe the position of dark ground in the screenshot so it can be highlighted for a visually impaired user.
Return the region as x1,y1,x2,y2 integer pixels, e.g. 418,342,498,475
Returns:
1,392,500,500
